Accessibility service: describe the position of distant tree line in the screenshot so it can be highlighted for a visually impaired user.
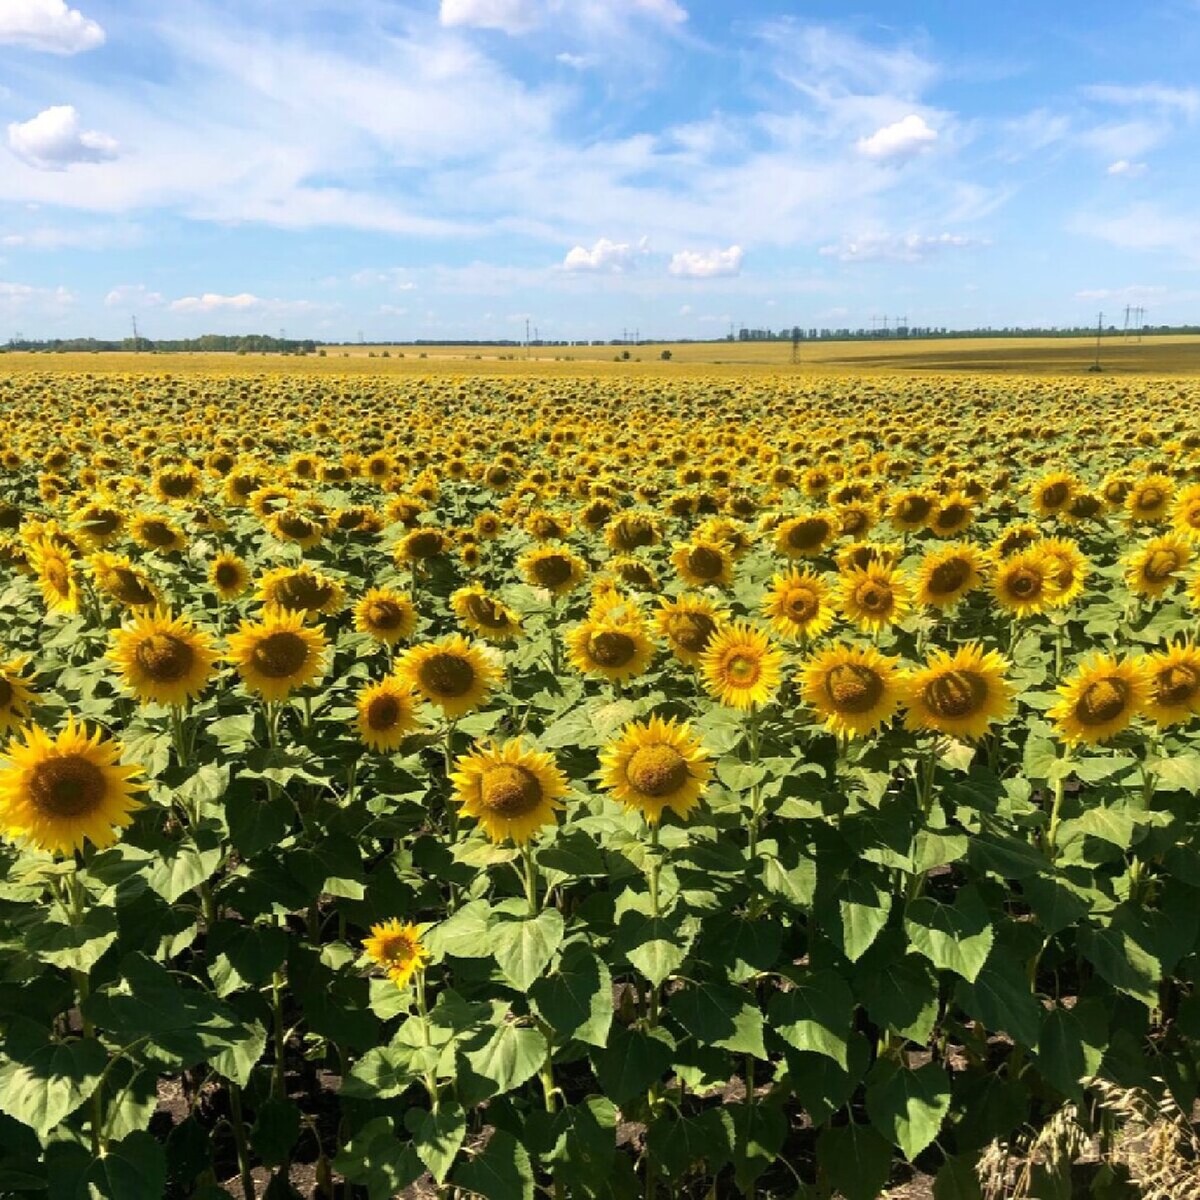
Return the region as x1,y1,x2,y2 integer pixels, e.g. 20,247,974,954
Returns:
1,334,317,354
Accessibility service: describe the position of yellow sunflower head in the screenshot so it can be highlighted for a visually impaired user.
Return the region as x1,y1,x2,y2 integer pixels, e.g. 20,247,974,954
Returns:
355,677,421,751
227,607,328,702
654,595,727,667
1141,643,1200,728
130,513,188,554
354,587,418,645
209,553,251,603
1030,471,1078,518
887,489,935,532
1033,538,1089,609
902,643,1013,741
362,919,428,990
450,585,523,643
28,538,80,616
991,549,1061,618
258,565,345,616
0,657,37,734
1126,475,1172,524
395,635,500,719
762,567,836,640
565,619,655,683
89,552,161,612
266,507,326,549
929,492,974,538
1171,483,1200,542
800,643,902,739
0,718,145,856
109,609,219,707
395,526,450,565
774,513,836,559
838,561,910,632
599,715,712,826
1126,534,1190,600
449,738,568,844
519,546,587,597
914,544,986,610
700,621,783,711
1048,653,1149,745
670,540,734,588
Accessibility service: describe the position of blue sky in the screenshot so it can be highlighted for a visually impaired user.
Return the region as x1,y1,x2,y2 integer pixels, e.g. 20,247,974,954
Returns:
1,0,1198,341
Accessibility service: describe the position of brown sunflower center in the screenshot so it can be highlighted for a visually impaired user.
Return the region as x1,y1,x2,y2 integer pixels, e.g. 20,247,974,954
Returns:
44,558,72,596
479,765,543,815
724,652,761,686
825,663,884,713
250,631,311,679
29,754,107,818
840,509,869,535
82,509,121,536
139,520,177,547
377,932,417,967
1005,567,1040,598
405,531,444,558
366,693,402,730
686,546,725,579
929,558,969,594
270,574,334,612
530,554,573,588
134,633,195,683
1076,678,1130,726
158,472,196,498
783,587,820,622
936,503,967,529
897,495,931,522
1134,487,1164,512
786,518,830,550
612,519,655,550
0,677,13,707
923,670,988,719
465,593,510,629
365,598,406,630
669,612,716,653
1155,664,1200,707
277,512,319,539
854,583,891,613
418,652,476,698
626,744,689,797
214,562,242,589
588,629,636,668
1040,481,1069,507
1144,549,1181,581
617,562,654,588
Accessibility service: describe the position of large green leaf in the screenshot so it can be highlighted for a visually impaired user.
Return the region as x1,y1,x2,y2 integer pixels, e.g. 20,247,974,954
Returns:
955,949,1042,1049
333,1117,423,1200
45,1130,166,1200
816,1122,893,1200
0,1020,106,1138
492,909,563,991
409,1103,466,1184
589,1025,674,1105
452,1129,535,1200
866,1060,952,1161
1037,1001,1108,1101
729,1101,787,1195
463,1023,547,1099
616,911,691,987
669,980,767,1058
25,909,118,973
767,969,854,1067
904,887,995,982
530,944,613,1047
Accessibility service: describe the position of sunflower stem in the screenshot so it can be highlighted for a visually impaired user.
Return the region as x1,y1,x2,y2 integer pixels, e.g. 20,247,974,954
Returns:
521,841,539,915
169,704,190,768
745,707,764,859
1045,754,1070,860
227,1082,257,1200
415,971,440,1115
271,962,287,1101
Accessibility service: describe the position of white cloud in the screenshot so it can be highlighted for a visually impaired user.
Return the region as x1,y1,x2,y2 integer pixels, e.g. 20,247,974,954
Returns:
856,113,937,160
1106,159,1147,177
0,279,76,315
1071,203,1200,264
105,284,164,309
628,0,687,23
0,0,104,54
669,245,743,277
439,0,539,34
562,236,647,272
350,268,417,290
7,106,118,170
170,292,262,314
556,51,597,70
819,232,983,263
1074,284,1166,302
1083,84,1200,118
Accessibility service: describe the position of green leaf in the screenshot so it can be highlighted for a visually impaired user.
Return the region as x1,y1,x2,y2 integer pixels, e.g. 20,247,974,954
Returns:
452,1129,535,1200
342,1046,418,1100
530,944,613,1047
1079,915,1161,1007
207,922,289,995
225,791,292,858
410,1103,466,1184
25,909,118,972
251,1098,300,1169
207,1017,266,1089
143,834,223,904
1021,875,1090,936
0,1021,106,1137
425,899,494,960
464,1023,547,1099
904,887,995,982
729,1101,787,1195
935,1155,983,1200
855,949,939,1044
590,1025,673,1105
1037,1001,1108,1101
1150,751,1200,793
546,1096,618,1194
617,912,690,987
767,969,853,1067
836,874,893,962
1070,802,1135,850
646,1108,733,1178
955,949,1042,1049
816,1122,892,1200
760,846,817,908
334,1117,423,1200
866,1061,951,1161
670,980,766,1059
492,909,563,991
46,1130,166,1200
784,1031,871,1127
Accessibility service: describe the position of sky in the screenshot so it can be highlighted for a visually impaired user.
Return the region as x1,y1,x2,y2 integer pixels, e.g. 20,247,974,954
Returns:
1,0,1199,342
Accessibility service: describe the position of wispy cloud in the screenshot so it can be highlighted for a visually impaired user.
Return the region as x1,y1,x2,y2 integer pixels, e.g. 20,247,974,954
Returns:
819,232,984,263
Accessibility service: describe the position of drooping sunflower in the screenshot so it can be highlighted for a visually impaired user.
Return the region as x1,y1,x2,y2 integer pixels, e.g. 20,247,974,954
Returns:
991,549,1060,618
109,610,219,707
395,527,450,565
266,507,325,549
209,553,251,602
800,644,902,739
929,492,974,538
227,608,328,702
0,719,145,856
70,501,124,549
1126,475,1172,524
837,540,903,573
130,513,188,554
599,715,712,825
449,739,568,844
1141,643,1200,728
355,677,422,751
700,622,783,710
1035,538,1089,609
1126,534,1191,600
774,513,836,559
28,538,80,615
450,585,523,643
839,562,910,632
608,556,659,592
361,919,428,990
519,546,587,597
914,544,986,610
989,523,1040,560
89,552,161,611
1030,471,1077,519
761,567,836,640
654,595,727,667
354,587,418,645
395,635,500,719
565,619,655,683
901,644,1013,741
258,565,345,616
0,657,37,734
1048,654,1149,745
670,540,734,588
886,489,935,533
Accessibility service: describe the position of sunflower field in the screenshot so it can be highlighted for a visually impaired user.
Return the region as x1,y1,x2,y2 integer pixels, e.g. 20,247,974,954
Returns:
1,366,1199,1200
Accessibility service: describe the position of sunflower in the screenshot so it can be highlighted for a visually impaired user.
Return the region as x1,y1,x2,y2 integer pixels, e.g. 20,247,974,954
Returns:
70,501,124,549
519,546,587,596
0,719,145,856
361,919,428,990
839,562,910,632
227,608,328,702
670,540,734,588
902,644,1013,741
929,492,974,538
109,610,219,707
774,513,836,559
914,544,986,610
130,513,188,554
90,553,161,611
355,677,421,751
1030,471,1077,519
258,565,345,616
566,619,655,683
1126,475,1172,524
266,507,325,549
28,539,80,615
887,489,935,533
1035,538,1089,609
209,553,251,602
0,657,37,734
761,567,835,640
395,527,450,565
1048,654,1149,746
837,541,903,573
991,550,1060,618
599,715,712,825
654,595,727,667
1125,534,1191,600
450,585,523,643
1171,483,1200,542
989,523,1040,559
449,739,568,844
353,587,417,645
396,635,500,719
1141,643,1200,729
800,644,902,739
608,556,659,592
700,622,783,710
